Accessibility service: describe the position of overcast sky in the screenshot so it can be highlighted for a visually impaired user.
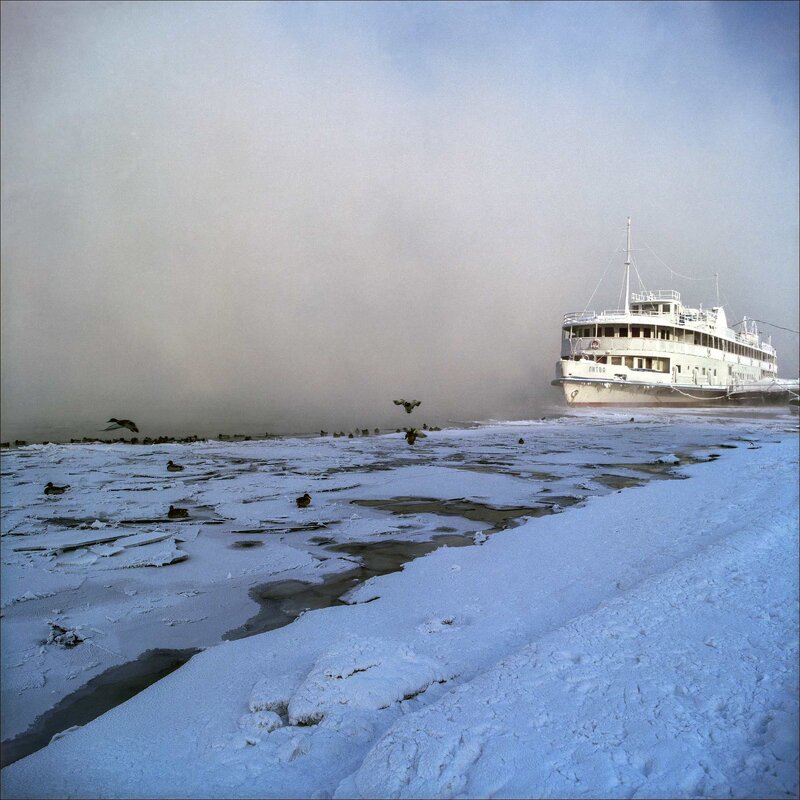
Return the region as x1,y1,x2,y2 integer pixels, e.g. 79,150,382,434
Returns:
2,0,798,439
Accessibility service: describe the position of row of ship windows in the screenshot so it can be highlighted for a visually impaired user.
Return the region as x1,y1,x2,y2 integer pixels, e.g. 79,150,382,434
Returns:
567,355,768,378
569,355,672,372
564,325,775,363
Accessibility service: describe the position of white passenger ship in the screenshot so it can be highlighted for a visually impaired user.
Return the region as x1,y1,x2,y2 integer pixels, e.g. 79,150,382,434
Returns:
553,219,799,406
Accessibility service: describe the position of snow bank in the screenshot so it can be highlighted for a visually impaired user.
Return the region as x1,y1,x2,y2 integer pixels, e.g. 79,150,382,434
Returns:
339,507,798,798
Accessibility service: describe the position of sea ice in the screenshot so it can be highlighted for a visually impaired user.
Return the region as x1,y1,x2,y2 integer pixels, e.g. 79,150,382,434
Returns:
1,409,797,800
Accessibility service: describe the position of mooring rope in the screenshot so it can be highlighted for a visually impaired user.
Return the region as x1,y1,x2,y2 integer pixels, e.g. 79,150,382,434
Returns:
669,385,729,401
730,319,800,335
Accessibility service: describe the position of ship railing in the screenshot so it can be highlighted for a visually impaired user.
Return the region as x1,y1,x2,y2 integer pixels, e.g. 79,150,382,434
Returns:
563,311,599,323
630,289,681,302
563,309,630,324
600,309,629,317
677,311,718,327
563,308,676,324
627,309,667,318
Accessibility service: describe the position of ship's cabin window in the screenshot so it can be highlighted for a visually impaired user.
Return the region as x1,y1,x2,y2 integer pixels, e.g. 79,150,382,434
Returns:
631,326,640,337
643,327,652,338
611,356,622,365
603,326,614,337
661,303,671,313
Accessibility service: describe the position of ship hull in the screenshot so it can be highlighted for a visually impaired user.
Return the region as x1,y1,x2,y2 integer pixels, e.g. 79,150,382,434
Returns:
551,378,798,406
552,378,728,406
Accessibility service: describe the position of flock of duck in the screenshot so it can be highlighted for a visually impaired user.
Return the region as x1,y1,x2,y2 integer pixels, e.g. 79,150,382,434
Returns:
26,401,440,515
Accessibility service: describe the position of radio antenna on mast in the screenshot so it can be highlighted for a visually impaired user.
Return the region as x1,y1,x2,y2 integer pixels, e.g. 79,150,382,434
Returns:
624,217,631,314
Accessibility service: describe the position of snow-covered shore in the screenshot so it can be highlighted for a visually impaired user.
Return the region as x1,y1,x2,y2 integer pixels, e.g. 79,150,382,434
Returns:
1,410,798,798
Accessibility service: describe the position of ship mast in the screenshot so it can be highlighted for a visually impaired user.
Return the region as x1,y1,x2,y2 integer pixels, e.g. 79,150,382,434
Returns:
624,217,631,314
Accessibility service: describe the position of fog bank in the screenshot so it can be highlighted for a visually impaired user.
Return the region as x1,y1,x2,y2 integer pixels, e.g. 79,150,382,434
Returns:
2,1,798,440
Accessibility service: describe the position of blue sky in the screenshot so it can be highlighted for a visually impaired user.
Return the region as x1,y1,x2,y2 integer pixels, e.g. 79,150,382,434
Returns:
264,1,798,109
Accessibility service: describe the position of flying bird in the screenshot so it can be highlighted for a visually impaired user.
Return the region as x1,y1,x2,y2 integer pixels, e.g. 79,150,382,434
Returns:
296,492,311,508
404,428,427,446
104,418,139,433
44,482,70,495
167,460,185,472
394,399,421,414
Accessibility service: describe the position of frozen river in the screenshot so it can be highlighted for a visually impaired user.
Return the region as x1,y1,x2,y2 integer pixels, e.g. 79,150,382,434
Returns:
1,408,797,797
